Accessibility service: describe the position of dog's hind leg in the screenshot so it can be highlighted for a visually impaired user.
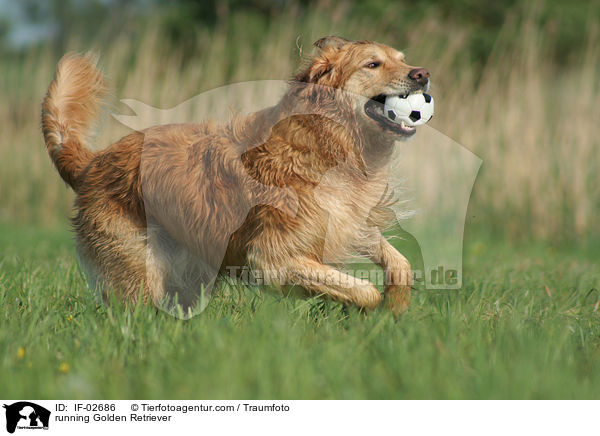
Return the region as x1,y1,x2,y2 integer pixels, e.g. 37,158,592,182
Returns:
74,209,157,305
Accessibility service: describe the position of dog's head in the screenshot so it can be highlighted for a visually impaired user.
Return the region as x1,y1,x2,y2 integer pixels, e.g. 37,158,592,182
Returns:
295,36,430,138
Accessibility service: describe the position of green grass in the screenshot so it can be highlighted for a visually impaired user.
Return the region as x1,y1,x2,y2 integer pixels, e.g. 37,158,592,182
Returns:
1,222,599,399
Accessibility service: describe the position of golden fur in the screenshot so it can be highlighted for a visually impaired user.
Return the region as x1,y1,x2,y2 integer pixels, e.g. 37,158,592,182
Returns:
41,36,430,315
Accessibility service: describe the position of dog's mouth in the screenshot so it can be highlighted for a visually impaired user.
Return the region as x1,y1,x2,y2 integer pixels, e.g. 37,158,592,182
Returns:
364,94,417,137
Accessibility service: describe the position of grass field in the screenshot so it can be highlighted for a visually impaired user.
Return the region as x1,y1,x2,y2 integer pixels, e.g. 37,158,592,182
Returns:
1,222,599,399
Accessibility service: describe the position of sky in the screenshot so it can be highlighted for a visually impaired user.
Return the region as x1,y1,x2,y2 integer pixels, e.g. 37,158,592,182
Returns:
0,0,52,46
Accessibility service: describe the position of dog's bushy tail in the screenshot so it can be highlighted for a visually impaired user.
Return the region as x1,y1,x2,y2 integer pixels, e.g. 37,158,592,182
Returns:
42,53,107,191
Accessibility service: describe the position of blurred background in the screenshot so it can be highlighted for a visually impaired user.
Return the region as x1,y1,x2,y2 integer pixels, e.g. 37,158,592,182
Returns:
0,0,598,247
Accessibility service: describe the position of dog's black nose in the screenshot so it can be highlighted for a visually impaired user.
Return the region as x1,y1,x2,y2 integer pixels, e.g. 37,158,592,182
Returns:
408,68,430,86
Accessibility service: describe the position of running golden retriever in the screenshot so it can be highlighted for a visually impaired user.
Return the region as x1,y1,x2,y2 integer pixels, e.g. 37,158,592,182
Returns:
41,36,430,315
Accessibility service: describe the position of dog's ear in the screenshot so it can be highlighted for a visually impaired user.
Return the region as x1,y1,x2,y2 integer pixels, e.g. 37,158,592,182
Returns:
295,36,350,85
295,54,346,86
296,56,334,84
313,36,351,51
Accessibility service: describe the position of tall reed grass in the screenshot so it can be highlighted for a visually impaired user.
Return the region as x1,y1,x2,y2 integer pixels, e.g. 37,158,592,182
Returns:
1,4,598,243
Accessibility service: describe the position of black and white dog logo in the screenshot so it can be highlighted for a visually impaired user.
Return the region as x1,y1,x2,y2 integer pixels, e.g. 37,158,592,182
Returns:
3,402,50,433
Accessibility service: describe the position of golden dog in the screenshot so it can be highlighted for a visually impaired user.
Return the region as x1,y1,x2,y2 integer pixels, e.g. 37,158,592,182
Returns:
41,36,430,315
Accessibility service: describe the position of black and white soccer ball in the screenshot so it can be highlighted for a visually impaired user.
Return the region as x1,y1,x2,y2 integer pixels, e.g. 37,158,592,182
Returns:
384,93,434,127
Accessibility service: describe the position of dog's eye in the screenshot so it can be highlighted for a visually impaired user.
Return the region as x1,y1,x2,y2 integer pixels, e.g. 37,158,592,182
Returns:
365,61,381,69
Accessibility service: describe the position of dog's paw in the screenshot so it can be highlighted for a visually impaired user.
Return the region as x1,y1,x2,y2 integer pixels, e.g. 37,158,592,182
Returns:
384,284,411,316
384,262,412,316
346,282,381,311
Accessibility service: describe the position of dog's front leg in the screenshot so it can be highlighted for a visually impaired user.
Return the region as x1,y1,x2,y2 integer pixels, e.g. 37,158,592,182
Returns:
370,236,412,315
272,257,382,310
